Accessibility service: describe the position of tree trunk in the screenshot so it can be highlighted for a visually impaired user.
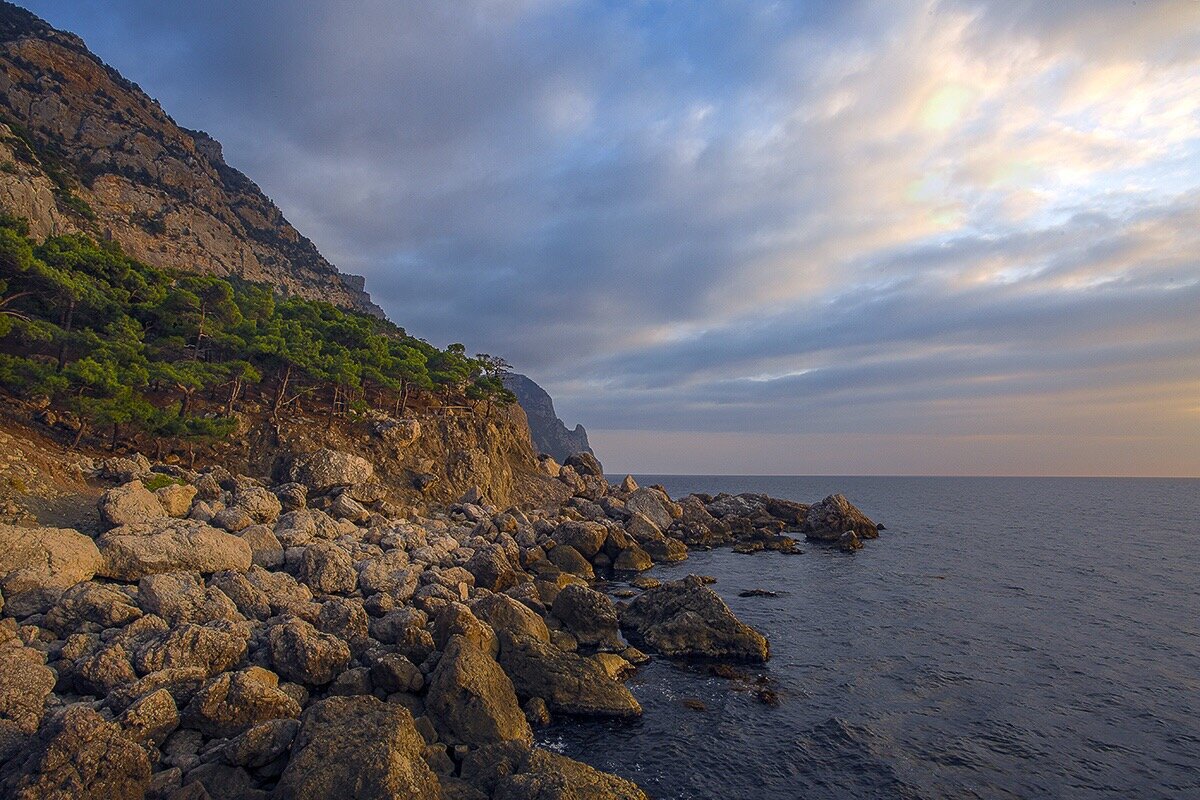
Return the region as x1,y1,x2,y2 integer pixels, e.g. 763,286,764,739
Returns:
110,422,119,451
56,299,76,371
71,420,86,449
271,364,292,420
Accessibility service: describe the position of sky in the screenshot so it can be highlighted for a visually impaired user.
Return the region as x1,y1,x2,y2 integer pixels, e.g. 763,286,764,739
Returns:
23,0,1200,476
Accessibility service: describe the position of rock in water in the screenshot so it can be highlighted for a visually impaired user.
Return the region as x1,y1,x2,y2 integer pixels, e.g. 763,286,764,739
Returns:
801,493,879,541
426,635,531,747
272,696,440,799
496,631,642,718
620,575,770,662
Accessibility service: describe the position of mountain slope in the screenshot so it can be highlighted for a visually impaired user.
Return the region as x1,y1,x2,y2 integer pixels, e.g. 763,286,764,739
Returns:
504,373,593,462
0,1,381,315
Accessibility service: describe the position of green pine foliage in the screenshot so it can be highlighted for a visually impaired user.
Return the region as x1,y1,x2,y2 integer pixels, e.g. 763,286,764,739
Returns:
0,216,514,450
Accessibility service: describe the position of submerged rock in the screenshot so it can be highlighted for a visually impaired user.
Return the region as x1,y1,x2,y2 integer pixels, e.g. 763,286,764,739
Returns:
620,575,770,662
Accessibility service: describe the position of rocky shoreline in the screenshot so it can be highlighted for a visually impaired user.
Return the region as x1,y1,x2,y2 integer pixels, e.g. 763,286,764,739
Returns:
0,448,879,799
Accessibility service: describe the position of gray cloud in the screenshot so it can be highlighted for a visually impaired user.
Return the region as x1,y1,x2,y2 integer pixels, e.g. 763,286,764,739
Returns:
22,0,1200,474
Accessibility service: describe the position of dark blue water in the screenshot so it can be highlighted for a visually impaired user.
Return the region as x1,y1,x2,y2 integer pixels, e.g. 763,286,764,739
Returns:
538,476,1200,799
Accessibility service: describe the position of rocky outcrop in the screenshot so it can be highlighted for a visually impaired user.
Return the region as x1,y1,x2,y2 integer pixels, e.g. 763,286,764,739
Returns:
502,374,593,463
620,575,770,662
272,696,440,799
0,522,102,615
801,493,879,541
0,4,382,316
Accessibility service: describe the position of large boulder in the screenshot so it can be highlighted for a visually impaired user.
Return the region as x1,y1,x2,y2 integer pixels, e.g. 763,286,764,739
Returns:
552,521,608,559
288,448,374,494
99,481,167,528
462,741,648,800
232,486,283,524
801,494,879,541
96,519,252,581
464,544,522,592
272,696,440,799
624,488,675,530
620,575,769,662
471,594,551,643
182,667,301,738
0,639,56,761
132,622,248,677
297,541,356,595
551,584,622,651
155,482,198,517
564,452,604,479
138,571,240,625
0,523,103,616
44,581,143,634
267,617,351,687
426,635,531,747
2,705,151,800
496,632,641,718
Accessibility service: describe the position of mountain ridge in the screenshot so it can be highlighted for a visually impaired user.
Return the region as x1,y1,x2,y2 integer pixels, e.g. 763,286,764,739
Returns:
504,373,593,463
0,0,382,316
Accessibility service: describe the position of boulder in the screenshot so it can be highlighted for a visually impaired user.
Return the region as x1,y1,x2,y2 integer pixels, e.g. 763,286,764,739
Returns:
551,584,622,651
546,544,594,579
267,617,351,686
0,523,103,615
44,581,143,634
3,705,151,800
801,494,879,541
217,718,299,769
232,486,282,524
552,521,607,559
99,481,167,527
182,667,301,738
117,688,179,747
427,635,532,746
96,520,252,581
433,602,498,657
133,622,248,677
272,696,440,799
613,546,652,573
239,525,284,568
273,483,307,512
496,631,641,718
620,575,769,662
288,448,374,494
471,593,551,643
138,571,240,625
156,483,198,517
564,452,604,479
464,544,521,592
461,741,647,800
297,541,356,595
618,475,639,494
0,640,56,761
625,488,674,530
210,506,254,533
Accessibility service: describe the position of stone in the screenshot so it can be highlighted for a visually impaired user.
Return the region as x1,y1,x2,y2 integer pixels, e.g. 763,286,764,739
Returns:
625,488,674,531
620,575,769,662
239,525,284,568
464,544,521,592
329,493,369,523
96,520,252,581
368,652,424,694
156,483,198,517
138,572,240,625
287,448,374,494
613,546,653,572
218,718,299,769
552,521,608,559
5,705,151,800
564,452,604,479
461,741,647,800
272,696,440,799
208,571,272,620
133,622,248,677
551,584,622,651
297,541,356,595
546,543,594,579
267,617,351,686
618,475,639,494
427,635,532,747
182,667,301,738
471,593,551,643
117,688,179,747
0,640,56,761
272,483,307,512
0,523,103,616
593,652,634,680
801,494,879,541
210,506,254,533
44,581,142,634
433,602,498,657
496,631,641,718
105,667,209,713
232,486,282,524
99,481,167,527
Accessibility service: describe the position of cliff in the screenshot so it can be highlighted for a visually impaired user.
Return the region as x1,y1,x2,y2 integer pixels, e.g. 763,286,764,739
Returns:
0,1,382,315
504,373,593,463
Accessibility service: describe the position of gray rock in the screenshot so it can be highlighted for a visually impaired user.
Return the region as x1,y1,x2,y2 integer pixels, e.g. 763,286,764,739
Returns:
426,635,532,747
288,448,374,494
99,481,167,527
620,575,769,662
96,519,252,581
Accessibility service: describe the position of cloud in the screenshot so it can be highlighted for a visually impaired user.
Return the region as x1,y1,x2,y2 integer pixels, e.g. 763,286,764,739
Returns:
22,0,1200,474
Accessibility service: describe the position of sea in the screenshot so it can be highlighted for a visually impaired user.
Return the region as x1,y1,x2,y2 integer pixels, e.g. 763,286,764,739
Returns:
536,476,1200,799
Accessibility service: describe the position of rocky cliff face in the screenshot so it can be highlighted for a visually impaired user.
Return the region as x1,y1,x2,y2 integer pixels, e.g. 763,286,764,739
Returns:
503,374,593,463
0,2,381,316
